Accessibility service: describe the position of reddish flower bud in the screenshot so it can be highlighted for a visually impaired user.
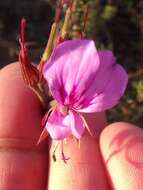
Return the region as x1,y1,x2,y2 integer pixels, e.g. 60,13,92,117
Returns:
19,18,39,87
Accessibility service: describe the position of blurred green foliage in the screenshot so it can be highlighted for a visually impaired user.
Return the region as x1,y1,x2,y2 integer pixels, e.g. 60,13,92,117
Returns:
0,0,143,125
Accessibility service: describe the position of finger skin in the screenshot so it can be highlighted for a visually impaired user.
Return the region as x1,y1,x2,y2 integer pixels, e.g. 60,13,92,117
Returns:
48,112,110,190
0,63,48,190
100,122,143,190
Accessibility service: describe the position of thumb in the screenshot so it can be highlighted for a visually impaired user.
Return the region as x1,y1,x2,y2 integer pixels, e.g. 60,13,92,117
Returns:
0,63,48,190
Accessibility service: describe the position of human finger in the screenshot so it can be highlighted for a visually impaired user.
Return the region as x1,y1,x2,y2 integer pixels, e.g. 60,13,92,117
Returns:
100,122,143,190
48,112,110,190
0,63,48,190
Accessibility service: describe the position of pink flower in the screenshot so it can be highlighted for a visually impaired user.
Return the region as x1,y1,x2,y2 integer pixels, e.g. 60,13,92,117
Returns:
42,40,128,141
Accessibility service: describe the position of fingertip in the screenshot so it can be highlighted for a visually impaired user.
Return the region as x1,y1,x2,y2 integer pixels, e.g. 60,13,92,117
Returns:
99,122,132,159
0,62,43,141
100,122,143,190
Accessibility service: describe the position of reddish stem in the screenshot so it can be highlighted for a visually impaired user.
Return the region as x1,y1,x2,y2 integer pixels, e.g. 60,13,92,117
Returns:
21,18,27,49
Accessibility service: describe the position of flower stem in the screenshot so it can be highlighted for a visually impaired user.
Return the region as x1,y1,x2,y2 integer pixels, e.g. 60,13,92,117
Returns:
61,7,72,39
40,0,63,66
41,23,58,63
82,4,90,37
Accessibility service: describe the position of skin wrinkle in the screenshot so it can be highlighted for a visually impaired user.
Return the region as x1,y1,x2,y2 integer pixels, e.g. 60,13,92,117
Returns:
0,148,48,154
0,137,48,152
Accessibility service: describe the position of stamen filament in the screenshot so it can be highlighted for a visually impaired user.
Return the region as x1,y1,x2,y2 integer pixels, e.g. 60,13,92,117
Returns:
52,141,59,162
37,107,56,145
61,141,70,163
37,128,48,145
79,114,93,137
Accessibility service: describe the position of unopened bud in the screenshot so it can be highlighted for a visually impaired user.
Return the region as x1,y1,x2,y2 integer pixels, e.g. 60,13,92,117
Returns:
19,18,39,87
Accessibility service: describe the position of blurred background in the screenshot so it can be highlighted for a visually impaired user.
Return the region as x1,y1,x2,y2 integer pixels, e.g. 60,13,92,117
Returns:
0,0,143,125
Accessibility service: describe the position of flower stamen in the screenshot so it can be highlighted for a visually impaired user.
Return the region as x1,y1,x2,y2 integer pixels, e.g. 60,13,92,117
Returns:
37,127,48,145
61,141,70,163
79,114,93,137
37,107,56,145
52,141,59,162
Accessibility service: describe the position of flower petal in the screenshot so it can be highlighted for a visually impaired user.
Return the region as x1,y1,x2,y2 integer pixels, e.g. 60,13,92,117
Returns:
78,63,128,112
73,51,120,108
46,110,71,140
43,40,100,105
69,110,85,139
44,42,128,113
